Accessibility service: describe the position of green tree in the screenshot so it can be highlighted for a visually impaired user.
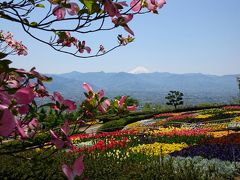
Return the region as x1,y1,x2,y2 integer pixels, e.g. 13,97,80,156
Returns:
165,91,184,109
142,103,152,112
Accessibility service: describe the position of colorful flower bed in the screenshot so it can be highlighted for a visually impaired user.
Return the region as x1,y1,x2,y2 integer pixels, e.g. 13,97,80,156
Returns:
66,107,240,178
223,106,240,110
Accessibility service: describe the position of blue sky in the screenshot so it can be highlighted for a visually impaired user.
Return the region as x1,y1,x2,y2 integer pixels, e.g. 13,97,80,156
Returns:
2,0,240,75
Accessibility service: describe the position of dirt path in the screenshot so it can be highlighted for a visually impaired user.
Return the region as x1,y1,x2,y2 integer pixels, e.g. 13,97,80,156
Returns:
78,124,103,134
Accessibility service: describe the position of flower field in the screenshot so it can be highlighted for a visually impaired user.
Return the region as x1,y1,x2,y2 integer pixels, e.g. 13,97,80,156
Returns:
59,106,240,179
1,106,240,179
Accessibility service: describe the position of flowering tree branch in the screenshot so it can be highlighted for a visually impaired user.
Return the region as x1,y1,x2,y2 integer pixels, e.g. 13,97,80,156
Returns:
0,0,166,58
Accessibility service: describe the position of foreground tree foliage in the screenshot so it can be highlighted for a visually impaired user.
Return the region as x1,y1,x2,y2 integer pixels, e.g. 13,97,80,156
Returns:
0,0,166,58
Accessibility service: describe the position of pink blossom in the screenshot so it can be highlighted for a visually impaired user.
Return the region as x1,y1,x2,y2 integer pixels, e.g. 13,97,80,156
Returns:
28,118,38,130
112,14,134,35
53,7,64,17
67,3,80,16
16,120,28,139
130,0,142,12
57,32,77,47
98,89,105,99
98,99,111,113
127,105,137,111
52,91,76,111
63,100,77,111
52,2,80,20
99,45,105,53
17,105,29,114
62,156,84,180
61,120,70,136
78,41,91,54
146,0,166,12
50,120,72,149
119,96,126,108
53,91,64,103
14,87,35,105
82,82,93,92
0,105,16,137
1,31,28,56
104,0,120,17
16,118,38,139
50,130,65,149
7,80,19,88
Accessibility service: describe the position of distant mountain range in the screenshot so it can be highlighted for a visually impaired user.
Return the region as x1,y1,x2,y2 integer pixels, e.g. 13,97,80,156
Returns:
44,71,240,105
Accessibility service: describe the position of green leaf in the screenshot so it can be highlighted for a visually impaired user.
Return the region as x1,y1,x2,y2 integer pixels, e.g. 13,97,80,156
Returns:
91,3,101,14
30,22,38,27
82,0,101,14
0,52,8,59
78,9,89,15
42,77,53,82
36,4,45,8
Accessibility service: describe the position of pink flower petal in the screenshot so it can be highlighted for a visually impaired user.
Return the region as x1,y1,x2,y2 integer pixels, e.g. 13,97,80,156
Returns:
50,130,65,149
119,96,126,107
16,120,28,139
73,156,84,176
124,14,134,24
82,82,93,92
18,105,29,114
62,164,74,180
127,105,137,111
0,106,16,137
53,91,64,103
123,25,135,36
146,0,157,11
63,99,77,111
104,0,120,17
98,99,111,113
67,3,80,16
98,89,104,99
15,87,35,104
85,46,91,54
28,118,38,130
7,80,19,88
61,119,70,136
130,0,142,12
53,6,66,20
157,0,166,8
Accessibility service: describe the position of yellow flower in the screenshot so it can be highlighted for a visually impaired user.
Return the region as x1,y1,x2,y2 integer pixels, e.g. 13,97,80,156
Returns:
130,142,188,156
207,130,237,138
202,123,227,130
195,114,213,119
224,111,240,115
232,116,240,122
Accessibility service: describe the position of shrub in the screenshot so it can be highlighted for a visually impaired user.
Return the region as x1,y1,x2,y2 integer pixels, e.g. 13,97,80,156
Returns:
97,119,127,133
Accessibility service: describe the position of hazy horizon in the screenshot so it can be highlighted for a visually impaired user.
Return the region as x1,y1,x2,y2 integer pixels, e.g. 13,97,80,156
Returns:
49,68,240,77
